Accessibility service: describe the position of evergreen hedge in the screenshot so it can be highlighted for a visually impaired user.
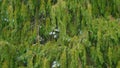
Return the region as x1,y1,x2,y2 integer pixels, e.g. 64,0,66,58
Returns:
0,0,120,68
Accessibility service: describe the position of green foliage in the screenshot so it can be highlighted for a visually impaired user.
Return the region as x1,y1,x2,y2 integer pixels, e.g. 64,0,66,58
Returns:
0,0,120,68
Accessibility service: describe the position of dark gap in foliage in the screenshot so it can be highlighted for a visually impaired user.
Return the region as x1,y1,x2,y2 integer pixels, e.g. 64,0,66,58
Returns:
51,0,57,5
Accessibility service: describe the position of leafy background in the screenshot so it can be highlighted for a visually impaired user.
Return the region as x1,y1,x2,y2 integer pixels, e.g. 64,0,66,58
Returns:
0,0,120,68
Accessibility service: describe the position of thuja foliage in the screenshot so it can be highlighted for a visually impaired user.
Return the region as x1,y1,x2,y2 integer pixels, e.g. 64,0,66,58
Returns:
0,0,120,68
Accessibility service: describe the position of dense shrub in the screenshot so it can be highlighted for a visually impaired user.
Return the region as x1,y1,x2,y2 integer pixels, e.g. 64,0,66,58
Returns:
0,0,120,68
